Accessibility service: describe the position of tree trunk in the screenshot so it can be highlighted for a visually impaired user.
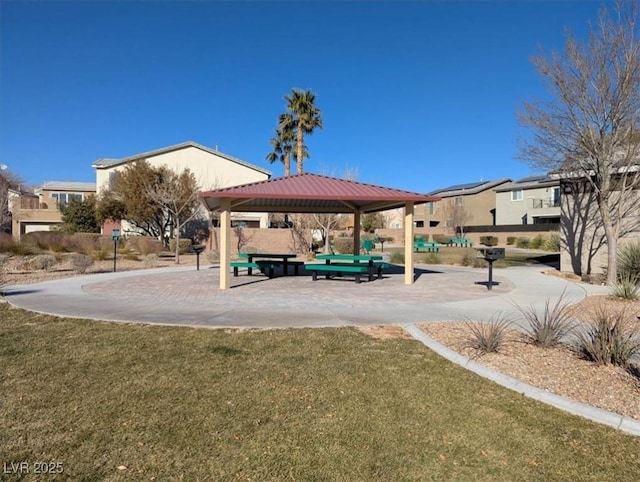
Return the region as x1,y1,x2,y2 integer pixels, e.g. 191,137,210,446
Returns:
323,227,331,253
598,202,617,284
284,153,290,177
174,215,180,264
296,123,304,175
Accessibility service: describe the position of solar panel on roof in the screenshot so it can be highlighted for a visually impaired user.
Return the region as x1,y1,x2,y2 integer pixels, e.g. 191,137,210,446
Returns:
516,175,548,183
438,181,484,192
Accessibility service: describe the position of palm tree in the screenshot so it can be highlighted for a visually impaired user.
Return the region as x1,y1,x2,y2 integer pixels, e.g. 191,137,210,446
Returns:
282,89,323,174
265,125,295,177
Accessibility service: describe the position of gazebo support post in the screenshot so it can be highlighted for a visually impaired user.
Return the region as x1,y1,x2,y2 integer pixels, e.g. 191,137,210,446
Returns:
219,199,231,290
353,209,361,255
404,202,414,285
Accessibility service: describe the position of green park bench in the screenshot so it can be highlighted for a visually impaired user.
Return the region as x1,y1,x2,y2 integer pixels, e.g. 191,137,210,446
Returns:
446,237,473,247
304,260,389,284
413,238,441,252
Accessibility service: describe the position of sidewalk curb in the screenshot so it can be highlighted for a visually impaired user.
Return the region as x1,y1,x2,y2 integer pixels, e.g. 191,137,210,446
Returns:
404,324,640,437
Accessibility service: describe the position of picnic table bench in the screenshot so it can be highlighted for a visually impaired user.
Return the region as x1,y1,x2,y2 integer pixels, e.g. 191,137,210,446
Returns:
414,238,440,252
446,237,473,247
233,252,302,277
305,254,388,283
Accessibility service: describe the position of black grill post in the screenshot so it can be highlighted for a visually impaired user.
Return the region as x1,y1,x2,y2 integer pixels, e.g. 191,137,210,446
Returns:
191,245,206,271
475,248,505,290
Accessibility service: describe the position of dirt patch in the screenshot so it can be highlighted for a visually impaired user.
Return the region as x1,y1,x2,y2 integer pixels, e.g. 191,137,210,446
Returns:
357,325,413,340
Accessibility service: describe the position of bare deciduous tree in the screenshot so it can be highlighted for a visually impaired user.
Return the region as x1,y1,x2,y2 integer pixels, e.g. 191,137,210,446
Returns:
442,198,472,237
518,1,640,283
143,167,201,264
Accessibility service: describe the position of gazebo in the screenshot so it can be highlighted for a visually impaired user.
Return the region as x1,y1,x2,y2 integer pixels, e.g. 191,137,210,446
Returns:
199,173,440,290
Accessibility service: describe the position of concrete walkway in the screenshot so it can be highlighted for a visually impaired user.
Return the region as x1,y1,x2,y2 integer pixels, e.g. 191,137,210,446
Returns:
5,263,640,436
3,263,609,328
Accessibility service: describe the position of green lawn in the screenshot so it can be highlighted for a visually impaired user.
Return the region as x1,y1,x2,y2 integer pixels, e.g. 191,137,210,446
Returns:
1,304,638,481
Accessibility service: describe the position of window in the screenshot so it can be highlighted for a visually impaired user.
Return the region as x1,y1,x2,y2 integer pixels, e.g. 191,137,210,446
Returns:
427,202,435,215
415,220,424,228
454,196,463,206
51,192,83,207
511,190,523,201
552,187,560,207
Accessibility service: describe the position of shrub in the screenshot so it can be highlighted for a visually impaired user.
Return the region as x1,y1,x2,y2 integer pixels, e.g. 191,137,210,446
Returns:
506,236,516,245
93,249,109,261
98,235,119,252
463,314,512,355
422,253,441,264
22,231,72,252
124,253,140,261
575,306,640,366
333,238,354,255
29,254,57,270
515,237,530,249
610,278,640,300
71,233,101,254
479,236,498,247
541,232,561,252
0,254,8,289
461,250,476,266
389,251,404,264
516,290,575,347
70,253,94,274
142,253,159,268
0,233,16,253
529,234,545,250
128,236,164,255
432,234,450,244
461,249,484,267
618,240,640,284
169,238,192,255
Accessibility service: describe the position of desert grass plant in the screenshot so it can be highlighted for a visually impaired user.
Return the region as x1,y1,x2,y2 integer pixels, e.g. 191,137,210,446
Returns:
515,290,576,347
93,249,109,261
70,253,94,274
422,252,441,264
542,232,561,252
463,314,513,355
617,240,640,284
142,253,159,268
575,305,640,366
389,250,404,264
610,277,640,301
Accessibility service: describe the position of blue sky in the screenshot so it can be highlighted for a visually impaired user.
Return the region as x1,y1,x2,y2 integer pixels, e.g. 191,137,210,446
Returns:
1,1,602,193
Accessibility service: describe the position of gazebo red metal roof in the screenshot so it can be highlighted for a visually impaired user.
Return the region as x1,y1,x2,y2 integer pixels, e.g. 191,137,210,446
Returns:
199,173,440,214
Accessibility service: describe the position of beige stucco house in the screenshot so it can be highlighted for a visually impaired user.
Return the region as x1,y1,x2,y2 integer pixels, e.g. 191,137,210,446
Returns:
494,175,561,226
10,181,97,239
92,141,272,232
559,177,640,277
421,179,511,229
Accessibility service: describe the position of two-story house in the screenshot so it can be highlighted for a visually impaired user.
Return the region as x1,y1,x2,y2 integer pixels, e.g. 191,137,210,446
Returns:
11,181,96,239
494,175,561,225
92,141,272,233
421,178,511,229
